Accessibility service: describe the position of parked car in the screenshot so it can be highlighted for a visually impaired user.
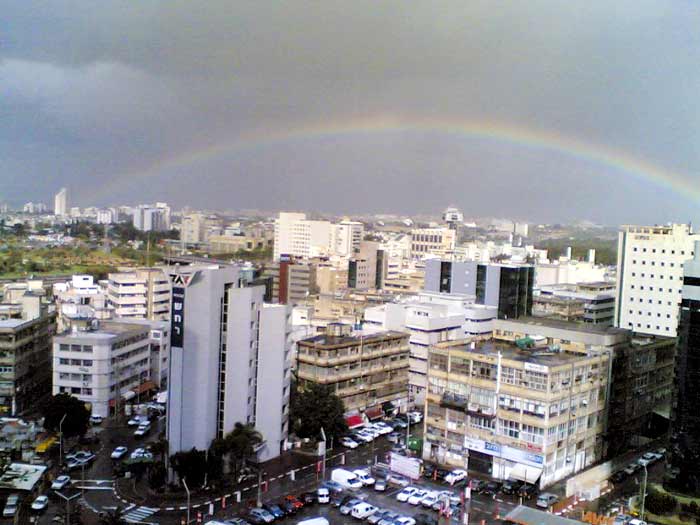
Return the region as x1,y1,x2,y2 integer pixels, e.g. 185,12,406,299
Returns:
408,411,423,424
396,517,417,525
3,494,19,518
284,495,304,509
31,495,49,512
387,473,410,487
134,422,151,437
482,481,502,496
388,432,403,444
316,487,330,504
391,419,408,429
414,513,439,525
320,480,344,494
301,492,317,505
130,448,153,460
444,469,468,485
501,479,523,495
536,493,559,509
51,475,71,490
408,490,429,505
340,437,359,449
277,500,296,515
378,511,400,525
246,508,274,524
396,487,418,502
331,468,363,490
623,463,640,476
339,498,362,515
518,483,537,499
353,469,376,486
420,491,439,508
261,504,284,520
351,502,378,519
367,510,389,525
374,478,387,492
111,446,128,459
127,415,147,426
330,492,345,508
89,415,104,425
470,479,487,493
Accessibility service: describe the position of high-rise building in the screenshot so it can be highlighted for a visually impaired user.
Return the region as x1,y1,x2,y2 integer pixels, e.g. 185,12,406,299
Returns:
0,289,56,415
273,212,333,261
673,241,700,491
107,268,171,321
615,223,699,337
166,265,291,462
133,205,169,232
54,188,68,216
348,241,388,290
425,259,534,320
261,259,317,305
332,220,364,257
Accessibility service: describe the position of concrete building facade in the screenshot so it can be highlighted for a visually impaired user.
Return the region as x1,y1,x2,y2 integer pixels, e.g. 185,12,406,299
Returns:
615,223,699,336
166,265,291,462
54,188,67,217
107,268,171,321
410,228,456,259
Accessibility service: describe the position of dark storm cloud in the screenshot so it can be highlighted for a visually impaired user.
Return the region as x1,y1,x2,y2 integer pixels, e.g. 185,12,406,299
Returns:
2,1,700,222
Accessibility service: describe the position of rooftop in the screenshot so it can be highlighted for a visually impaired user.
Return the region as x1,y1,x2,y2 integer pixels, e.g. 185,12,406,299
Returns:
499,316,628,336
299,328,408,348
0,463,47,492
444,338,595,366
504,505,585,525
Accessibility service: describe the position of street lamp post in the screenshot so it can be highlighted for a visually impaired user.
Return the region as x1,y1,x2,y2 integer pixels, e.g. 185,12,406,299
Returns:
58,414,67,467
54,491,81,525
640,464,648,521
182,478,191,525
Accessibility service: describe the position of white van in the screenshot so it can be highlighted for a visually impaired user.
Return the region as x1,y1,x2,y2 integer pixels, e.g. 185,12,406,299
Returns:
331,468,363,489
316,487,330,504
351,502,378,519
297,519,330,525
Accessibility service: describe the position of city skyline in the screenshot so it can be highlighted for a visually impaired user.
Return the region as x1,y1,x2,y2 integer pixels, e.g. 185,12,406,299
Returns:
4,1,700,223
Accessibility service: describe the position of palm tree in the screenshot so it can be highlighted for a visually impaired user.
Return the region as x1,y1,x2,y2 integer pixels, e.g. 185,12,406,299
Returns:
223,423,263,478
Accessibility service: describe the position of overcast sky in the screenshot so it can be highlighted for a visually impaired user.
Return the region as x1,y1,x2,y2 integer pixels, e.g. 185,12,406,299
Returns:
3,1,700,224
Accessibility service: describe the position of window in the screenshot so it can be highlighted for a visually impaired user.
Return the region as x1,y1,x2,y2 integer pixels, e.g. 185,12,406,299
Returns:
499,418,520,439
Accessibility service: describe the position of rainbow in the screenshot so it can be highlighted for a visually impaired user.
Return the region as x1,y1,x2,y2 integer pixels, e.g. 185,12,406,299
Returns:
100,114,699,201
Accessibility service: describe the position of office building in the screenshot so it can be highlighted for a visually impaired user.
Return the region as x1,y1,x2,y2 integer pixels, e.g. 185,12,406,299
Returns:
208,235,271,254
133,205,169,232
107,268,171,321
333,221,365,257
273,212,333,261
261,259,317,305
166,265,291,462
425,259,534,320
96,209,115,225
615,223,699,336
52,319,162,417
0,291,56,415
364,292,496,404
296,323,409,417
54,188,67,217
423,324,611,488
348,241,388,290
533,282,616,326
410,227,456,258
673,241,700,491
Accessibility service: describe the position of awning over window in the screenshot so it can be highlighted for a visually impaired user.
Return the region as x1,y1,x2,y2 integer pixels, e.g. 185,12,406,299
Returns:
132,381,157,395
509,463,542,484
365,406,384,421
346,414,364,429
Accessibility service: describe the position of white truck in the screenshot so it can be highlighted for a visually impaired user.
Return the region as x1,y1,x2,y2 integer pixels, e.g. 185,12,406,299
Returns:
331,468,363,489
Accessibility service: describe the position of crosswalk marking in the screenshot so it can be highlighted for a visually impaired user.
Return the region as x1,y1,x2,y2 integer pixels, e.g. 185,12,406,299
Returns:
123,506,159,523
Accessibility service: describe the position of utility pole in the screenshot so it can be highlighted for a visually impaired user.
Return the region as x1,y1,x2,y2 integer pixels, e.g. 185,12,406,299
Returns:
640,464,648,521
58,414,67,467
182,478,191,524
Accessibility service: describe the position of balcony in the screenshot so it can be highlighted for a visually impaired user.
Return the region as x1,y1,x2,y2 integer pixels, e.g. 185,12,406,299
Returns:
440,393,496,419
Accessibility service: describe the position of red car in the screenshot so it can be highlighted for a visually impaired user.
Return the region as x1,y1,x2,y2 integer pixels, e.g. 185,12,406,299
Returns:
284,495,304,509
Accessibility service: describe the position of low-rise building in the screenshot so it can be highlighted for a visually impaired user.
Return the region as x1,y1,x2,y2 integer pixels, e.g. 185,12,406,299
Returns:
52,319,161,417
297,324,410,417
533,282,616,326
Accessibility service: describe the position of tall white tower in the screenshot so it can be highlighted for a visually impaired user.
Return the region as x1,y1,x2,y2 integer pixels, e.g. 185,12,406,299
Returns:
54,188,68,216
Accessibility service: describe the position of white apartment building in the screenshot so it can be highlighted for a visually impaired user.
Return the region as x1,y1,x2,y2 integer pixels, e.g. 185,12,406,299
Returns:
107,268,171,321
273,212,333,261
167,265,291,462
133,205,169,232
364,291,496,405
332,221,364,257
52,319,161,418
410,228,456,259
54,188,67,217
536,259,609,288
96,209,115,224
615,223,699,336
53,275,111,332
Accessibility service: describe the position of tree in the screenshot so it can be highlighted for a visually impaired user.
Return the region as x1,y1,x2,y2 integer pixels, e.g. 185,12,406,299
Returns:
224,423,263,478
41,394,90,438
99,507,126,525
291,383,348,441
147,462,167,491
170,448,207,487
646,490,678,516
